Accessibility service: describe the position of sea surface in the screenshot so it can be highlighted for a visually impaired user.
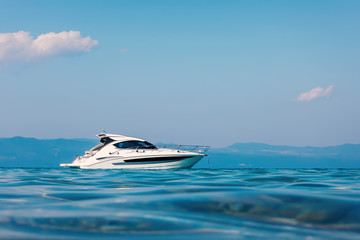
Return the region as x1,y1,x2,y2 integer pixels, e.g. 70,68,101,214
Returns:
0,168,359,239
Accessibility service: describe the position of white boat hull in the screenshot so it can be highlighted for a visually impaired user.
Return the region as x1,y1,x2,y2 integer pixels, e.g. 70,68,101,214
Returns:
60,154,205,169
60,133,209,170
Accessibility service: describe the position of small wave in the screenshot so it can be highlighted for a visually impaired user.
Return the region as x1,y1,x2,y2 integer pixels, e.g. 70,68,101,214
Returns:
0,168,360,239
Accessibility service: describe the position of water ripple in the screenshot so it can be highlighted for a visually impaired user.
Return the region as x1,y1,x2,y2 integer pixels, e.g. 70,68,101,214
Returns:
0,168,360,239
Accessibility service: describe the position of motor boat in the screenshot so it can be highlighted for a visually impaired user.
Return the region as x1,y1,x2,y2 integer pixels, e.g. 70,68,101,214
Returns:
60,133,209,169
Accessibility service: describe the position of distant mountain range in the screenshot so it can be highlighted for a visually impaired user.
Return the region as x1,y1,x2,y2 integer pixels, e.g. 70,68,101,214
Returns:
196,143,360,168
0,137,97,168
0,137,359,168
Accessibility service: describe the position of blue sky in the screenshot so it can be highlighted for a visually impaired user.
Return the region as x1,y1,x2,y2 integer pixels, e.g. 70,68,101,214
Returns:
1,0,359,147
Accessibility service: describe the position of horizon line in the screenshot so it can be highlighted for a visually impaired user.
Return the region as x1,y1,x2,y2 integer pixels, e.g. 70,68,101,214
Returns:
1,136,359,148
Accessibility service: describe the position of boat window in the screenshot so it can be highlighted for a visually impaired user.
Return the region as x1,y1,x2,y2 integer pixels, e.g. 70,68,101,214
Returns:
90,143,105,151
90,137,115,152
114,141,157,149
100,137,114,144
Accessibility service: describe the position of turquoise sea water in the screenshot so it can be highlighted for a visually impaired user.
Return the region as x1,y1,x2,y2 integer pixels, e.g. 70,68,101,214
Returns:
0,168,359,239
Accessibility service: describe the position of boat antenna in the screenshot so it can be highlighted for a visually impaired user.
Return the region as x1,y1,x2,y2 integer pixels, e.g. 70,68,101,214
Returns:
102,129,107,134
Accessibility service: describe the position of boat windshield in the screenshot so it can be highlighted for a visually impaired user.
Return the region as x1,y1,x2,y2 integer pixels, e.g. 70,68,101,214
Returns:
114,141,157,149
90,143,105,152
90,137,115,152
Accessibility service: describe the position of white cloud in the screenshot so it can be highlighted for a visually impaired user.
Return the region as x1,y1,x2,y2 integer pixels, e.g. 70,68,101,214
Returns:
295,85,334,102
0,30,98,66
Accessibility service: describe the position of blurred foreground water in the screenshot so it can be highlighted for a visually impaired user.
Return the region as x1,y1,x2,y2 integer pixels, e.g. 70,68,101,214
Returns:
0,168,359,239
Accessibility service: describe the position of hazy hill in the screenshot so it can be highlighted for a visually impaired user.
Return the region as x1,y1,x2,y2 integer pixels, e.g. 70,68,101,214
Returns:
0,137,97,168
196,143,360,168
0,137,359,168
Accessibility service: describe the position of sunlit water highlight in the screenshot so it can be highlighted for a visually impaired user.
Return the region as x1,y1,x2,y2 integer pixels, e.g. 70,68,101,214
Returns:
0,168,360,239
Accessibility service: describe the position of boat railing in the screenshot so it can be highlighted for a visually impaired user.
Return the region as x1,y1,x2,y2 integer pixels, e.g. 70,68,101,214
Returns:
109,145,210,155
75,150,96,160
156,144,210,154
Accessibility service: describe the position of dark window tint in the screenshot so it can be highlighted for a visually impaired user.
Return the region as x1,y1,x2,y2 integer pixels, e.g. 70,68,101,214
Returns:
100,137,114,144
114,141,157,149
